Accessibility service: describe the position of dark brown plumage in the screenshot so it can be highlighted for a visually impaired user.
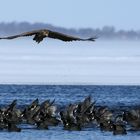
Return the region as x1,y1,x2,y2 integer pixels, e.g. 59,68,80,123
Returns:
0,29,97,43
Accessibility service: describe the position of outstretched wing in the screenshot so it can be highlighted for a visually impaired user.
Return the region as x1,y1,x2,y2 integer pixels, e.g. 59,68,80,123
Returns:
0,29,97,43
0,30,39,40
48,30,97,42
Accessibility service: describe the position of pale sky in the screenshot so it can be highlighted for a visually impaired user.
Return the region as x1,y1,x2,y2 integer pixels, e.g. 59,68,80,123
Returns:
0,0,140,30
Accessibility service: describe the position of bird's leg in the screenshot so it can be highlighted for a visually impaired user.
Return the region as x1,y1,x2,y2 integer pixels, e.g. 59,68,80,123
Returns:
33,33,45,43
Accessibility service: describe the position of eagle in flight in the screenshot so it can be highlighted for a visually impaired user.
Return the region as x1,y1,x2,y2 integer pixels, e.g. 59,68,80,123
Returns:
0,29,97,43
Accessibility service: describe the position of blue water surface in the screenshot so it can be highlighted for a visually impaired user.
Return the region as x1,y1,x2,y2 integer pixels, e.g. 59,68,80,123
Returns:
0,85,140,140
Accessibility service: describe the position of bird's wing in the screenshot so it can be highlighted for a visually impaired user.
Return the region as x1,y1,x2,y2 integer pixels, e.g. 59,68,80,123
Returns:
0,29,97,42
0,30,39,39
48,30,97,42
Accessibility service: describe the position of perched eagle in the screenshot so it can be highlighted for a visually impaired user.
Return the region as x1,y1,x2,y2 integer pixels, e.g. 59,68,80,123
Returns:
0,29,97,43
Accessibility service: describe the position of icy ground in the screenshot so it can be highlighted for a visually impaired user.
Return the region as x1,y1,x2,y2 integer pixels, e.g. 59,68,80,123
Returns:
0,39,140,85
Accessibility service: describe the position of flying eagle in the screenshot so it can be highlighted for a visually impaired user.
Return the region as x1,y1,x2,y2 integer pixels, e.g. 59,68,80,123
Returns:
0,29,97,43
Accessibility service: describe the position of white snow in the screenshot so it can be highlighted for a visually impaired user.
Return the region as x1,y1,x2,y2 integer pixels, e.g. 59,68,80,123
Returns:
0,39,140,85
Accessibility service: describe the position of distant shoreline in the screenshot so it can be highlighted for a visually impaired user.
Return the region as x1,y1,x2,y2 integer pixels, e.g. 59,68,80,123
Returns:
0,22,140,40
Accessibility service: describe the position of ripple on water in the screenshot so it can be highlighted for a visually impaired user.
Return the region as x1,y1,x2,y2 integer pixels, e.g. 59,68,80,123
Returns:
0,84,140,139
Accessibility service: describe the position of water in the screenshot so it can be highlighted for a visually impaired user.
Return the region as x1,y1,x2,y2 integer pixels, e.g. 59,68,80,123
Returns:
0,39,140,139
0,84,140,140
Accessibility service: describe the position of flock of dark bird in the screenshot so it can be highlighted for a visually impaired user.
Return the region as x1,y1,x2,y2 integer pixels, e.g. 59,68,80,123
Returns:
0,96,140,135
